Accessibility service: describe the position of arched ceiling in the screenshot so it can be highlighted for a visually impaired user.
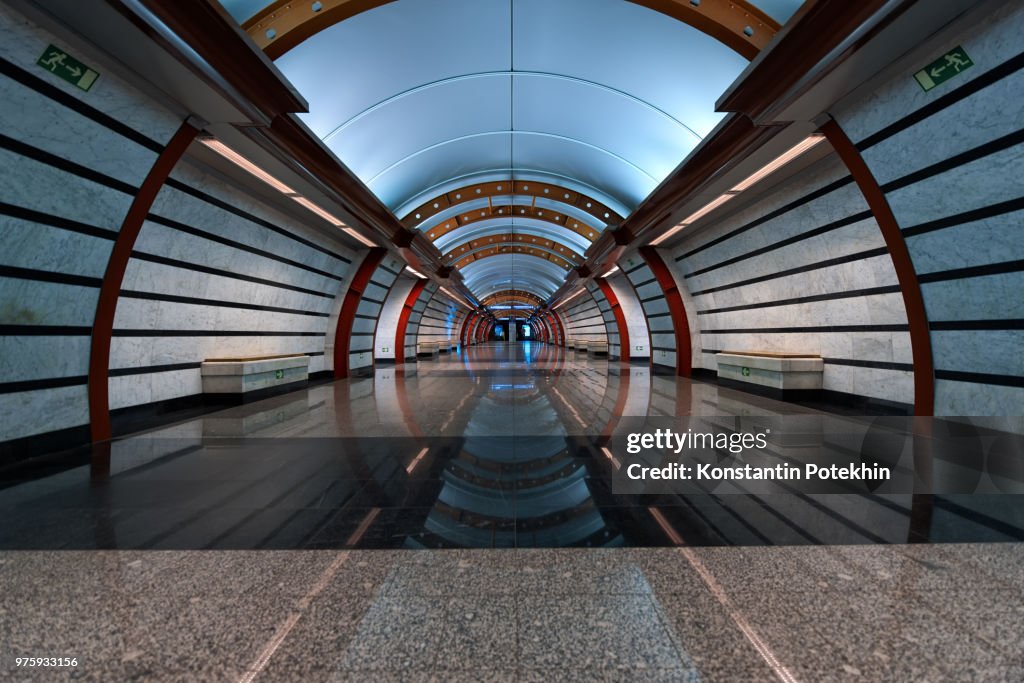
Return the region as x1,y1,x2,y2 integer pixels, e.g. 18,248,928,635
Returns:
218,0,804,309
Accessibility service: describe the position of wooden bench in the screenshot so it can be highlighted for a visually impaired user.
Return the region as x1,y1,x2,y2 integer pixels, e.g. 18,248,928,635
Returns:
200,354,310,397
716,351,823,391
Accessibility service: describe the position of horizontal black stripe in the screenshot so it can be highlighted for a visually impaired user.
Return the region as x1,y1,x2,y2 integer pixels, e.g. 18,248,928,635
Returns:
689,247,890,297
569,324,607,331
129,251,334,298
858,49,1024,151
702,324,908,334
646,312,672,320
568,314,605,325
0,325,91,336
353,314,377,321
0,202,117,241
146,214,343,281
935,369,1024,389
697,285,901,315
111,330,325,337
639,294,666,304
685,211,873,279
931,319,1024,331
624,262,647,275
0,133,135,194
349,332,375,337
120,290,330,317
0,375,87,394
630,276,658,289
109,362,201,377
918,259,1024,283
360,296,385,305
677,176,855,260
162,178,353,264
902,195,1024,238
378,264,401,277
0,264,101,288
881,127,1024,194
0,56,163,153
651,346,676,353
823,358,913,371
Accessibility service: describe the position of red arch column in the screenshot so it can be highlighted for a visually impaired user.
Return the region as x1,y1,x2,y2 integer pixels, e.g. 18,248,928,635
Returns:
639,246,692,377
394,278,428,365
822,120,934,416
594,277,630,362
333,247,386,378
89,121,199,442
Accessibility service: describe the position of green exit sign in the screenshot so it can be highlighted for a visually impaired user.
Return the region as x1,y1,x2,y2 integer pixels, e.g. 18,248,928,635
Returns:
36,44,100,91
274,369,284,380
914,46,973,92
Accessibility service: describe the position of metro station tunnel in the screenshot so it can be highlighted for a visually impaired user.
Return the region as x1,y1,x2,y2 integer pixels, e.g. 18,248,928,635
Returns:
1,0,1022,680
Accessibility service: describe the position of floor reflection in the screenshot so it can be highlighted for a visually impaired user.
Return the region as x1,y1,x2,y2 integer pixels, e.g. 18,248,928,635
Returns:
0,342,1021,549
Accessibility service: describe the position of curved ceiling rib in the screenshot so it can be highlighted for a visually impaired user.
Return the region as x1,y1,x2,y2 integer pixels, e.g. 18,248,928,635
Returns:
443,234,584,268
239,0,781,60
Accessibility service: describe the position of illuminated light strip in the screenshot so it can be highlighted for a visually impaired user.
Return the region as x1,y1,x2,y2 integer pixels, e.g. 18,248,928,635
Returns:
200,137,379,247
553,287,587,309
730,134,826,193
439,286,473,309
199,138,295,195
650,135,826,247
405,447,430,474
646,507,800,683
405,266,425,278
601,265,620,278
599,446,621,470
237,551,350,683
291,195,343,226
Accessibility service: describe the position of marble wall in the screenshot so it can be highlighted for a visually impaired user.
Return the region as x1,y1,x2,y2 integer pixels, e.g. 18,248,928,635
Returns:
374,276,417,361
664,153,914,406
415,287,469,351
347,257,403,372
401,281,438,361
585,281,620,358
110,161,359,408
605,272,651,361
831,1,1024,415
622,260,677,372
558,290,608,346
0,4,180,442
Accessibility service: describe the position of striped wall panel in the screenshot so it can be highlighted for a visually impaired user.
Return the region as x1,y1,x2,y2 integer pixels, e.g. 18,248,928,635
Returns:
416,288,468,351
623,261,676,371
0,5,181,442
110,163,356,406
832,2,1024,415
585,281,620,358
403,281,437,360
558,291,608,346
348,257,403,371
666,154,913,406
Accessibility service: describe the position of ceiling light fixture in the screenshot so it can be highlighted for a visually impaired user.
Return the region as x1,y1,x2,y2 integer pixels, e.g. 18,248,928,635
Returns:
601,265,619,278
650,134,826,246
199,136,379,248
405,266,425,278
553,288,586,309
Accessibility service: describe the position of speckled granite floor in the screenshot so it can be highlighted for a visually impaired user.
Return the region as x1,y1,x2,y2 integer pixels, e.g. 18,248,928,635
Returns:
1,544,1022,681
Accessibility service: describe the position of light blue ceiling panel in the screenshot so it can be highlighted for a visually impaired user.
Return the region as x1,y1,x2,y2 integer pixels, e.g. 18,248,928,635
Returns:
326,74,511,182
367,133,512,210
513,73,700,184
512,0,746,138
461,255,568,299
511,132,655,209
275,0,511,137
434,220,592,254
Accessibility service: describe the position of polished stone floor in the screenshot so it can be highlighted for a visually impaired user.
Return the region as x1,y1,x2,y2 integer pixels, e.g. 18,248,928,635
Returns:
1,343,1023,680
